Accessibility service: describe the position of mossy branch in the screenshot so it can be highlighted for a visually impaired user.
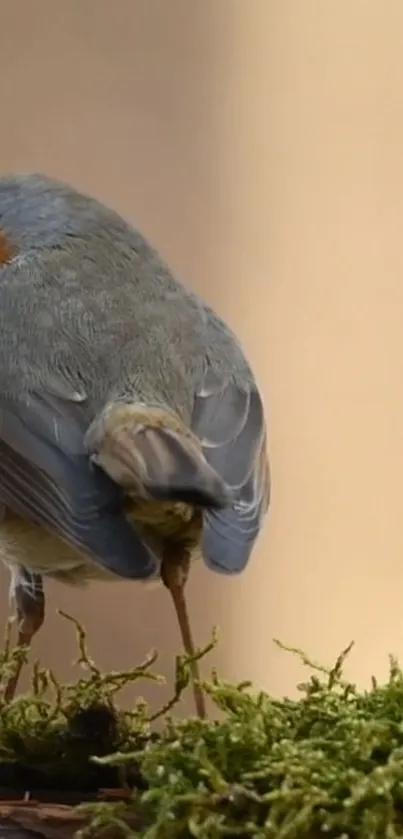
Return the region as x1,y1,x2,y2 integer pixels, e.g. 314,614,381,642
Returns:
3,616,403,838
80,637,403,839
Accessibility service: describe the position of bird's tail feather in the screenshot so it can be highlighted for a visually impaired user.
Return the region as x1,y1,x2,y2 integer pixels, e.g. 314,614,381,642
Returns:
85,403,231,509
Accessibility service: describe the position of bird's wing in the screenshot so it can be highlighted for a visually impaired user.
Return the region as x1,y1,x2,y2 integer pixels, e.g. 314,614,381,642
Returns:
191,364,270,574
0,387,157,580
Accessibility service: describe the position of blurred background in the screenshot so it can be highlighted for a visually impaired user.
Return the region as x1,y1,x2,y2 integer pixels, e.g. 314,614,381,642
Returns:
1,0,403,713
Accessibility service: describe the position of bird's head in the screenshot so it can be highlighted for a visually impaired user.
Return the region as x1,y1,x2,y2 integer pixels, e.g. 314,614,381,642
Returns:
86,401,232,511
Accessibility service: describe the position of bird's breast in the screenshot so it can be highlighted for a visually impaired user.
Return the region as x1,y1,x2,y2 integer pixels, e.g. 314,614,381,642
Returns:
0,502,203,587
0,513,117,584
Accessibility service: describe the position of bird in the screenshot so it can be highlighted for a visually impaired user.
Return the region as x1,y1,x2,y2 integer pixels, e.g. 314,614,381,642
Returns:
0,173,270,716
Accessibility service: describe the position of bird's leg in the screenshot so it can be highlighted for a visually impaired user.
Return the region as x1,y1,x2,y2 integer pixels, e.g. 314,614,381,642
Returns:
3,567,45,702
161,546,207,720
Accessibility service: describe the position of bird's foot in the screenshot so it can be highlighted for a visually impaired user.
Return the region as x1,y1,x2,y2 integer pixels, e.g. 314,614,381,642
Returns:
3,568,45,702
160,545,190,590
161,546,206,720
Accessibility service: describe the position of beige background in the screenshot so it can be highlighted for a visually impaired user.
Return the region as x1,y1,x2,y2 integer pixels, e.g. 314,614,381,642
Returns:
1,0,403,711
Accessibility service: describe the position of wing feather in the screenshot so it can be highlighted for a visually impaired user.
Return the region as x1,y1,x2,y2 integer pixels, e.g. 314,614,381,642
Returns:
0,389,157,580
192,364,270,574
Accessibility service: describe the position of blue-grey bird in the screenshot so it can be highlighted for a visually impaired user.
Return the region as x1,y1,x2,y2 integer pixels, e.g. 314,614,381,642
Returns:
0,173,270,715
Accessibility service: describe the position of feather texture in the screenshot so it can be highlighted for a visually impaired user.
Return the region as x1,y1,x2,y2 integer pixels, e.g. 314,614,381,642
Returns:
0,394,158,580
0,173,270,584
192,365,270,573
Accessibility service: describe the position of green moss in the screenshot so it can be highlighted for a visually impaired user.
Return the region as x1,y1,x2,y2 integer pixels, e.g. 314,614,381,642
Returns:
0,611,216,798
0,611,170,792
3,619,403,838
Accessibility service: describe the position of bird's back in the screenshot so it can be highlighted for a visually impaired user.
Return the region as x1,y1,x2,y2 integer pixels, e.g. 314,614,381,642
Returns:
0,172,232,417
0,173,270,581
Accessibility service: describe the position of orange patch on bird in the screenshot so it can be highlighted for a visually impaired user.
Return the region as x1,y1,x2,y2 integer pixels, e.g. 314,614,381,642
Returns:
0,229,13,265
